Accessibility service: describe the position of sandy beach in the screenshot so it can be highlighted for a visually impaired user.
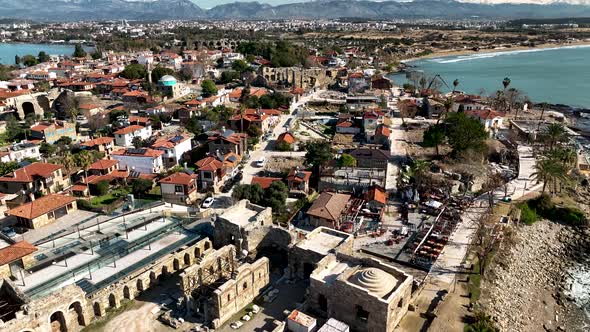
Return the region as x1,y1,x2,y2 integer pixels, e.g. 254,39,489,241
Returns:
400,40,590,63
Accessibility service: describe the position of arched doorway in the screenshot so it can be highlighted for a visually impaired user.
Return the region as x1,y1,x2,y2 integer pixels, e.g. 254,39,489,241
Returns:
137,279,144,292
68,301,86,326
93,302,102,317
149,271,157,285
108,293,117,309
160,266,169,280
173,258,180,271
194,247,201,257
22,102,35,119
123,286,131,300
49,311,67,332
184,253,191,266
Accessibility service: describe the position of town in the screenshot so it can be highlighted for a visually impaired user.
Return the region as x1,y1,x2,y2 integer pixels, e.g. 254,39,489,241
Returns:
0,18,589,332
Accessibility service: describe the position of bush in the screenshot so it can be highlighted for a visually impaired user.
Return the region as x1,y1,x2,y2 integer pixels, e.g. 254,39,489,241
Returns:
77,199,93,210
518,202,538,225
95,180,110,196
527,194,588,226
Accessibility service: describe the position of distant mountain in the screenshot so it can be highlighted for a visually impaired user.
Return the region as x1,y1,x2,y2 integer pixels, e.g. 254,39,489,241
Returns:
0,0,205,21
1,0,590,21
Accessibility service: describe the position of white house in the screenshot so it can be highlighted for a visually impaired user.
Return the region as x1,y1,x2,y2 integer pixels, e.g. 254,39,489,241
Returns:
111,148,164,174
151,133,193,168
465,110,505,134
113,125,152,147
136,52,154,66
0,141,41,163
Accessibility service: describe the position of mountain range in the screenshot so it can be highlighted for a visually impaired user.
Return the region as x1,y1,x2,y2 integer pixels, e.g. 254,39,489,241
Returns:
2,0,590,21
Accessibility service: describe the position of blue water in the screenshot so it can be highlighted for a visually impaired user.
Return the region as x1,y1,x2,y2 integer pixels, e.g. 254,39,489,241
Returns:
389,45,590,108
0,43,88,65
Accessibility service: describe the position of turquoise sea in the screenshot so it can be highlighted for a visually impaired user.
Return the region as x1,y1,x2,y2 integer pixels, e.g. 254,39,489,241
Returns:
0,43,89,65
389,45,590,108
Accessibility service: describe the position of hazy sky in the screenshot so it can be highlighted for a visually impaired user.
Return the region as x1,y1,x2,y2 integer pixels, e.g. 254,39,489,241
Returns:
192,0,305,9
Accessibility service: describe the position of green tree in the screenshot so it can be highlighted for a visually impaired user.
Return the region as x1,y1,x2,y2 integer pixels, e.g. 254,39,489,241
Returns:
37,51,50,63
231,59,250,73
14,55,21,65
151,66,176,83
423,124,445,156
95,180,110,196
5,115,23,141
73,44,87,58
542,123,568,151
91,50,102,60
220,71,239,84
75,150,93,194
109,108,129,124
186,116,203,136
0,161,20,176
338,154,357,168
39,142,58,157
131,178,153,198
120,64,147,80
132,136,144,149
464,310,499,332
304,140,334,169
201,79,217,97
264,181,288,214
276,140,292,151
246,125,262,138
444,112,487,156
22,54,38,67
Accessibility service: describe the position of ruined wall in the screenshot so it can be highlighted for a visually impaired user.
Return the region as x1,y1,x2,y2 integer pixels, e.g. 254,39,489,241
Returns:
261,67,337,90
211,257,270,328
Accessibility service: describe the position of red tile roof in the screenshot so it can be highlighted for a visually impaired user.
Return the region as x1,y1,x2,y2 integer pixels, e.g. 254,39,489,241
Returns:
277,132,295,144
80,137,114,147
113,125,145,135
0,241,37,266
366,185,387,204
287,169,312,183
112,148,164,158
89,159,118,170
0,162,62,183
7,194,77,220
195,156,223,171
159,172,197,185
307,192,351,222
251,176,282,189
466,109,505,120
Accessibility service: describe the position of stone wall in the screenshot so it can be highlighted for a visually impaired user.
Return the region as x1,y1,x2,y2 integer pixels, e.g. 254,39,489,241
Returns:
0,237,214,332
261,67,338,90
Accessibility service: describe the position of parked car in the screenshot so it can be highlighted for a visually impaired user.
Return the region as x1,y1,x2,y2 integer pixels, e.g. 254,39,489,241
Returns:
234,171,243,182
1,227,16,238
201,197,215,208
222,180,236,193
230,321,244,329
241,314,251,321
414,116,426,121
250,304,260,314
255,157,266,168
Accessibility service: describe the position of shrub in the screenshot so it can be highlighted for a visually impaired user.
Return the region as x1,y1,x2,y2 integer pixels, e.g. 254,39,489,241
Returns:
77,199,93,210
95,180,110,196
518,202,538,225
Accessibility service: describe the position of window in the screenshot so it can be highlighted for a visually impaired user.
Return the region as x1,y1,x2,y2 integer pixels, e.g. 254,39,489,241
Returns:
175,185,183,193
242,282,247,290
356,305,369,322
227,294,231,302
397,299,404,308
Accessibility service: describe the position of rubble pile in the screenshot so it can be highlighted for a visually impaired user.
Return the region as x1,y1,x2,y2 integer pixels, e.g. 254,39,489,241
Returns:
480,220,590,332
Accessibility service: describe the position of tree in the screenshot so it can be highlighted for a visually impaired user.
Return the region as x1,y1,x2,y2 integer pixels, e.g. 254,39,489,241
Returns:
246,125,262,138
37,51,50,63
231,59,250,73
542,123,568,151
22,54,38,67
465,310,499,332
14,55,21,65
40,142,58,157
5,115,23,141
304,141,333,169
95,180,110,196
91,50,102,60
452,79,459,93
423,124,445,157
186,116,203,136
530,158,565,194
132,136,145,149
151,66,175,83
220,70,239,84
0,161,20,176
265,181,288,215
73,44,87,58
338,154,357,168
131,178,153,198
502,77,511,91
444,112,488,156
109,108,129,124
61,151,76,175
75,150,93,194
120,64,147,80
201,79,217,97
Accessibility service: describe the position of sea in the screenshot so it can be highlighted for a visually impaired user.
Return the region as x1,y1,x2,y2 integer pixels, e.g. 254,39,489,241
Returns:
388,45,590,109
0,43,90,65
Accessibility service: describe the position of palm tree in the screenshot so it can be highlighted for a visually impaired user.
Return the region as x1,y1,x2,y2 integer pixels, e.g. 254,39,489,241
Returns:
436,96,454,125
537,102,548,132
75,150,93,194
530,158,566,195
544,123,568,151
61,151,76,176
502,77,511,91
452,79,459,93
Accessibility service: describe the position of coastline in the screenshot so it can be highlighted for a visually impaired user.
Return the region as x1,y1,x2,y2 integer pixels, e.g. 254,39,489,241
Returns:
399,40,590,63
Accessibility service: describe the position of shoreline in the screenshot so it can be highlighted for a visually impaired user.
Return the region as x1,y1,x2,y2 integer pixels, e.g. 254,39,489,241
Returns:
399,40,590,63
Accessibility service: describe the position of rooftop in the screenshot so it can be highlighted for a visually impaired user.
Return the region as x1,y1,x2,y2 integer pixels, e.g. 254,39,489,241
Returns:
296,227,352,256
7,194,76,220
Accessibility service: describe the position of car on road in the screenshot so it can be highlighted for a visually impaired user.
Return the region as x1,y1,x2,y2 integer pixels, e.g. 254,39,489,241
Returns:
241,314,251,321
234,171,243,182
414,116,426,120
255,157,266,168
250,304,260,314
1,227,16,238
230,321,243,329
201,197,215,208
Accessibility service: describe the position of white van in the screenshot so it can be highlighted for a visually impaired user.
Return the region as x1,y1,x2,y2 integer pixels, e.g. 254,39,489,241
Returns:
255,157,266,167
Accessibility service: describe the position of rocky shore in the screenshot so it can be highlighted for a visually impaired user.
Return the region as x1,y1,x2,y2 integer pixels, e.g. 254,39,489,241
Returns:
479,220,590,332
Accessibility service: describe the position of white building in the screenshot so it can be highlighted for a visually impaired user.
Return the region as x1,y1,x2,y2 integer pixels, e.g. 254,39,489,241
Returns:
111,148,164,174
0,141,41,163
113,125,152,147
151,133,193,168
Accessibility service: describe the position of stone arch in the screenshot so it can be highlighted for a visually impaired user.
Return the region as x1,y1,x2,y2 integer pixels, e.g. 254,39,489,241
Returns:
183,252,191,266
161,265,169,279
123,285,132,300
68,301,86,327
149,271,157,285
173,258,180,271
49,310,67,332
204,241,211,250
93,302,102,317
22,102,35,119
194,247,201,257
18,329,35,332
108,293,117,309
36,95,51,112
137,278,145,292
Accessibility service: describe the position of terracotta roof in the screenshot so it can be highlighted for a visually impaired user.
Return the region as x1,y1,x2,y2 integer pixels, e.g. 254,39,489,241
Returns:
350,148,390,161
89,159,118,170
336,120,355,128
79,103,101,110
113,125,145,135
251,176,282,189
287,169,312,183
71,184,89,192
151,134,191,149
0,162,62,183
159,172,197,185
465,109,505,120
307,192,351,222
112,148,163,158
7,194,77,220
277,132,295,144
0,241,37,266
195,156,223,171
80,137,114,147
375,124,391,137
